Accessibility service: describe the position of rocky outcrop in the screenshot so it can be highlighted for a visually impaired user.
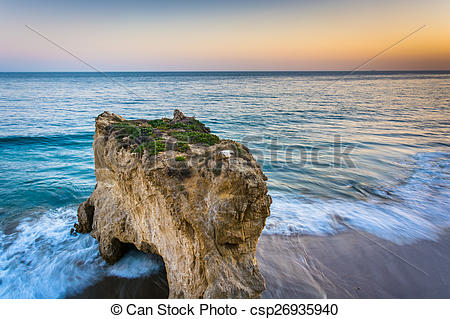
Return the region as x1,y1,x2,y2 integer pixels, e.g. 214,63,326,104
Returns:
76,110,271,298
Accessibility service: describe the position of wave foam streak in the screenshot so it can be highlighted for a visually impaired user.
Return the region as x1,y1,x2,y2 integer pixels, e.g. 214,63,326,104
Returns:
0,207,162,298
265,152,450,244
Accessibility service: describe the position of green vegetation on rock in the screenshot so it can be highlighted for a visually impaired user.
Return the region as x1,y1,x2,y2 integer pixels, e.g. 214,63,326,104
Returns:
176,142,190,152
168,118,206,132
112,121,143,140
169,131,219,146
109,110,220,157
133,140,166,155
147,119,170,130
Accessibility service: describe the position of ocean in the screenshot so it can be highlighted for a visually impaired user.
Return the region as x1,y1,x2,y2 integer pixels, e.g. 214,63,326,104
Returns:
0,71,449,298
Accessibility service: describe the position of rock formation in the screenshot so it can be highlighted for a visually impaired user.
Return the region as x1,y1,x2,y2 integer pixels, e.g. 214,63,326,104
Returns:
76,110,271,298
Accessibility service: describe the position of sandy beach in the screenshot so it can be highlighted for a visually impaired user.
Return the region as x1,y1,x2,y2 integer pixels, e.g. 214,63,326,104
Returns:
258,230,450,298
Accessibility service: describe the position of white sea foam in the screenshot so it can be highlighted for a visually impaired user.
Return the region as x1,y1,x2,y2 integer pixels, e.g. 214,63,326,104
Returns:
265,152,450,244
107,250,163,279
0,207,162,298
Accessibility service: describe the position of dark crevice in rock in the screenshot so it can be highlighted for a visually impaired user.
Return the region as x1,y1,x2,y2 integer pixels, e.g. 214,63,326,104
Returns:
100,237,127,265
74,199,95,233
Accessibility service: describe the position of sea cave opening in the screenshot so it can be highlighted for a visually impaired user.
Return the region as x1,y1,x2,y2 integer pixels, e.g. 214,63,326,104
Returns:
74,241,169,298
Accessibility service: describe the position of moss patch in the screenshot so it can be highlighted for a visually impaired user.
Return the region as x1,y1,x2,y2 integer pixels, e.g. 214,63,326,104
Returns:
169,131,219,146
133,140,166,155
147,119,170,130
176,142,190,152
175,155,186,162
109,112,219,156
168,118,207,132
112,122,143,140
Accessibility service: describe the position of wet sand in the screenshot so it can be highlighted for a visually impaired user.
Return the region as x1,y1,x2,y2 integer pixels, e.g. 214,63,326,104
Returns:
258,230,450,298
69,270,169,299
70,230,450,298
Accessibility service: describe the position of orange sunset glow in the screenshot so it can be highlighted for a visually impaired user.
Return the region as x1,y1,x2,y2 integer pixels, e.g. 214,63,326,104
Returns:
1,0,449,71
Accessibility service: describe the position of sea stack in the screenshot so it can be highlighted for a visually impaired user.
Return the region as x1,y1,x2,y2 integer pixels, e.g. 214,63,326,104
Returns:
76,110,271,298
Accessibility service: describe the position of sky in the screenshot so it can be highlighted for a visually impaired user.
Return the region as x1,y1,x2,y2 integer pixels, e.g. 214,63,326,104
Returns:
1,0,449,71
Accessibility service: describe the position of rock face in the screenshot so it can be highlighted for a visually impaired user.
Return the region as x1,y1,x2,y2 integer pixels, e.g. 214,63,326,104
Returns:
76,110,271,298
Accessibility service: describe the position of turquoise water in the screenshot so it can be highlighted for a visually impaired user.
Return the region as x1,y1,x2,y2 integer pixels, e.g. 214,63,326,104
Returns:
0,71,449,297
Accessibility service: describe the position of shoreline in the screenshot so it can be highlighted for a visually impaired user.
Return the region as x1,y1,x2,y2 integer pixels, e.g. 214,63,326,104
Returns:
70,230,450,299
